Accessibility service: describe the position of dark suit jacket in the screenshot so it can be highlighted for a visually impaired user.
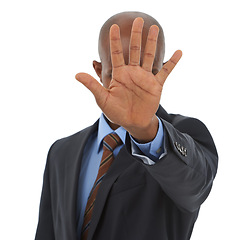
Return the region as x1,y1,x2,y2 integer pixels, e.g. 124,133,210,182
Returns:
35,106,218,240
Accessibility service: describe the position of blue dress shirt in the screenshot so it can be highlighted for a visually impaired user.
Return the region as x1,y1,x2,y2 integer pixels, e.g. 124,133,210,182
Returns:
76,114,165,239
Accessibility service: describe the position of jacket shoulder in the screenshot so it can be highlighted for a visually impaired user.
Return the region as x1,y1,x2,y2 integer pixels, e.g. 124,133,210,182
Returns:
47,121,98,161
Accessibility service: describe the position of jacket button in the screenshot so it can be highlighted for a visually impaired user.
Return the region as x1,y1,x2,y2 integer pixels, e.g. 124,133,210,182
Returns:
174,142,187,157
183,148,187,156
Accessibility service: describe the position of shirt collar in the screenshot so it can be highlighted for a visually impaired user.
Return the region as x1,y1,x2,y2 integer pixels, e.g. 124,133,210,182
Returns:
97,113,126,153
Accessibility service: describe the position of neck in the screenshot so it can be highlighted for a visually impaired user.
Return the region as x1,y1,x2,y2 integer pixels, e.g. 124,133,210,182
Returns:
108,121,120,130
104,114,120,130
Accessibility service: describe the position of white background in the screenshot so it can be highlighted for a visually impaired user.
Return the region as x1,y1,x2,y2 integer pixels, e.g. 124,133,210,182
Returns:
0,0,239,239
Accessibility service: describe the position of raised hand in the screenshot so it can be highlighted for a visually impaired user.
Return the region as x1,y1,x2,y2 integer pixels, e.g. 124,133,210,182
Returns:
76,17,182,142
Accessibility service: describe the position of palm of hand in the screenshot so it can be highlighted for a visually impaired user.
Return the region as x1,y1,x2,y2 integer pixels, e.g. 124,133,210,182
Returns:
76,17,182,132
102,65,162,128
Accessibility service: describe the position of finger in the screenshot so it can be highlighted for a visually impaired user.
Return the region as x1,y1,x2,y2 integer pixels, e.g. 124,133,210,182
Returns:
75,72,107,106
142,25,159,72
156,50,182,85
129,17,144,66
110,24,125,68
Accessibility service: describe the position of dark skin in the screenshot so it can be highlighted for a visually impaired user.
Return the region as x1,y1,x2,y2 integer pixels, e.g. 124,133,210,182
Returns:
75,13,182,143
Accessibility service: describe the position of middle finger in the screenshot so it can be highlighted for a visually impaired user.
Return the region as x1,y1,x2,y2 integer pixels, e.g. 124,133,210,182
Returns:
129,17,144,66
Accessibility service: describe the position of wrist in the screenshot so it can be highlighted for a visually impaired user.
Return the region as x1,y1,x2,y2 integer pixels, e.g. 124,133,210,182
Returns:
126,115,159,143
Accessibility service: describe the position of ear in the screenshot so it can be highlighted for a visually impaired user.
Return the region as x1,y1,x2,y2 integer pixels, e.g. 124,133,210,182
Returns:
93,60,102,81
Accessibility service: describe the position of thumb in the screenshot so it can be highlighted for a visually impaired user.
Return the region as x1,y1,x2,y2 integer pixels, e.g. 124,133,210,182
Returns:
75,72,107,105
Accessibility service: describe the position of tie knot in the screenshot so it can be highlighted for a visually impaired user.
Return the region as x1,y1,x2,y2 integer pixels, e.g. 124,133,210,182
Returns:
103,133,122,152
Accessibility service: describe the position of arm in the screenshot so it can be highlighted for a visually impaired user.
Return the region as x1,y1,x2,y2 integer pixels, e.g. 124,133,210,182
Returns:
129,112,218,212
143,115,218,213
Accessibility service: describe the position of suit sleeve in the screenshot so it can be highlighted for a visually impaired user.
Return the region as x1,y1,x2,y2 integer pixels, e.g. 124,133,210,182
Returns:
143,116,218,213
35,144,56,240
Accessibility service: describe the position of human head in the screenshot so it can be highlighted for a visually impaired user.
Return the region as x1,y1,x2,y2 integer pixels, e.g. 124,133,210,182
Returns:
93,11,165,88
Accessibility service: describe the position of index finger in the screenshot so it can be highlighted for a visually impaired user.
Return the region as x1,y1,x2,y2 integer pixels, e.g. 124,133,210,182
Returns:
110,24,125,68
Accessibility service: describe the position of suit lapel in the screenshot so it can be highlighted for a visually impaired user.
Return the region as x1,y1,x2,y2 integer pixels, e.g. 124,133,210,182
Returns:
63,120,99,239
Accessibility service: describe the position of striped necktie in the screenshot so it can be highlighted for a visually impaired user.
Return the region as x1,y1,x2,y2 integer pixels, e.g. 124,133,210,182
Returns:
81,133,122,240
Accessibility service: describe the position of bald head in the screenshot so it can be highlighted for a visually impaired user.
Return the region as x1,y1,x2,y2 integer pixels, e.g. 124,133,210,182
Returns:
99,12,165,66
93,12,165,88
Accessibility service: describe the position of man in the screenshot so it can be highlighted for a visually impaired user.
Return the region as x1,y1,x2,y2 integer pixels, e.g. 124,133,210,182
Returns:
35,12,218,240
